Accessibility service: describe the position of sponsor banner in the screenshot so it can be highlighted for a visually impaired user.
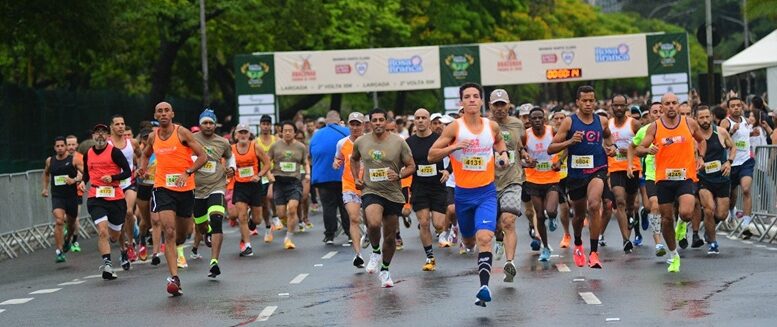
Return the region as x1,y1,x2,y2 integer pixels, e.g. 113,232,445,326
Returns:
479,34,648,85
647,33,690,75
274,46,440,95
234,53,275,95
439,45,481,87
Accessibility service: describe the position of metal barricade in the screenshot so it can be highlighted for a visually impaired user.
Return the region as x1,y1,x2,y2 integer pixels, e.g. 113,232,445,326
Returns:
724,146,777,243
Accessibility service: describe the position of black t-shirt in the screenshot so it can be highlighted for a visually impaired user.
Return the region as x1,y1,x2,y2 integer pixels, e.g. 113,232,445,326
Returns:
405,132,445,189
50,155,78,198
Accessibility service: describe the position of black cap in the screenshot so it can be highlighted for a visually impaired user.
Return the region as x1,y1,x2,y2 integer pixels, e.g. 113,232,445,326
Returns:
260,115,272,123
93,124,109,133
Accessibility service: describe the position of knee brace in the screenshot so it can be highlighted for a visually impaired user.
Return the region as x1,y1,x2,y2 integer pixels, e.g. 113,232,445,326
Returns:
209,214,224,234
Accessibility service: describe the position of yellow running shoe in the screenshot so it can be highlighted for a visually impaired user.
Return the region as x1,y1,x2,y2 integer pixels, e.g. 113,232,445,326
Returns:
284,238,296,250
177,253,188,269
422,258,436,271
264,232,273,243
668,254,681,273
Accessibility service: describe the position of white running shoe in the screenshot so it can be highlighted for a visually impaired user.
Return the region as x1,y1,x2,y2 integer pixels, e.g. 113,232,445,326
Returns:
379,270,394,288
366,252,381,274
272,217,284,231
494,241,504,261
438,231,451,247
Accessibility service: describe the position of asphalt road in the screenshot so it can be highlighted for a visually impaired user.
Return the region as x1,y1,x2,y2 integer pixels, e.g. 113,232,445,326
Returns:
1,211,776,326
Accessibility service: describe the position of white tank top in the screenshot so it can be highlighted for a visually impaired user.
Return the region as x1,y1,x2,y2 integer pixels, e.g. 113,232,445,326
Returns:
609,117,636,150
526,125,554,163
726,116,752,166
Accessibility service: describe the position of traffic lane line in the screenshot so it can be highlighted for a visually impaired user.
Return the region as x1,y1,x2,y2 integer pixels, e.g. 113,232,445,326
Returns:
579,292,601,305
289,273,309,284
256,305,278,322
29,288,61,295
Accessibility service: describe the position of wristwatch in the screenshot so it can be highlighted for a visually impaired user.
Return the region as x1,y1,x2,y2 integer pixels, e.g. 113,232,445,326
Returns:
185,168,194,175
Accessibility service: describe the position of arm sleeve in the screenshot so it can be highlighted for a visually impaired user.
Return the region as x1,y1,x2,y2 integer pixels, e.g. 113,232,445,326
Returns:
82,152,90,183
111,148,132,181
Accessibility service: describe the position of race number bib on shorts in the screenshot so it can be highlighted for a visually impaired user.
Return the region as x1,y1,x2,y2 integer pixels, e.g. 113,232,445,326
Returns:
96,186,115,198
165,174,182,187
615,151,627,161
417,164,437,177
462,156,487,171
280,162,297,173
665,168,687,181
237,167,254,178
200,160,217,174
119,177,131,189
369,168,389,182
54,175,68,186
508,150,516,164
735,140,748,151
571,155,594,169
535,161,552,172
704,160,721,174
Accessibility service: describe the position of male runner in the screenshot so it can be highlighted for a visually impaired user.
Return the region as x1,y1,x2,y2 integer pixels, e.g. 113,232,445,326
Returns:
695,105,735,254
719,97,755,227
257,115,283,234
351,108,415,288
334,112,367,267
429,83,510,306
522,107,561,262
80,124,132,280
65,135,84,252
107,115,141,270
42,136,83,263
636,93,706,272
489,89,525,281
135,128,162,264
550,111,572,248
192,109,235,277
405,108,448,271
268,122,310,250
232,124,271,256
548,85,616,269
138,102,208,296
607,95,643,253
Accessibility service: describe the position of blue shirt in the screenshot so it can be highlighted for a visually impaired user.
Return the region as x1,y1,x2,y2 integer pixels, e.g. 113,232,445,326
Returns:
566,114,607,179
309,123,350,185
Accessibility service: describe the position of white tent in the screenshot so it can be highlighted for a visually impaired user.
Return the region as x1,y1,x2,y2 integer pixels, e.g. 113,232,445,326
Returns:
722,29,777,103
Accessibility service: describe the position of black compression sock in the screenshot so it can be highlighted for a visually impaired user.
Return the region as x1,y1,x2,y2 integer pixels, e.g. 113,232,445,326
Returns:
478,252,492,287
574,236,583,246
590,239,599,253
424,245,434,259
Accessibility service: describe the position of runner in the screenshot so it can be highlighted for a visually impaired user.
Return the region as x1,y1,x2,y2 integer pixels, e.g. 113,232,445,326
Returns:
65,135,84,252
350,108,416,288
405,108,449,272
635,92,706,273
522,107,561,262
489,89,525,281
256,115,283,237
719,97,755,227
192,109,235,277
107,115,141,270
550,111,572,248
695,105,735,254
268,121,310,250
138,102,208,296
135,128,162,264
334,112,367,267
606,95,643,253
79,124,132,280
294,130,313,232
517,104,541,252
42,136,83,263
548,85,617,269
232,124,271,256
429,83,510,307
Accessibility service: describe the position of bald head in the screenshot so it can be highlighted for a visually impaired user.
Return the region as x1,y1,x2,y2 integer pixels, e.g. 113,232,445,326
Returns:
154,101,174,126
660,92,679,118
413,108,431,135
325,110,341,124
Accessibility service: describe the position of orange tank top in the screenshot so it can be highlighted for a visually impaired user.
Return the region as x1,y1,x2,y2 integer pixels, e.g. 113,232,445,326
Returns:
654,116,698,182
607,117,641,172
340,138,360,194
449,117,496,189
87,144,125,201
232,142,259,183
525,125,560,184
153,125,195,191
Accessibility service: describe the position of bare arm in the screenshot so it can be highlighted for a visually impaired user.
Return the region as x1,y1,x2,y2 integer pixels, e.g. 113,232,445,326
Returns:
428,122,462,163
688,118,707,158
636,123,658,156
350,142,363,189
42,157,51,197
302,143,311,180
255,144,271,178
179,127,208,172
138,132,155,175
397,142,416,180
719,128,736,163
548,117,575,155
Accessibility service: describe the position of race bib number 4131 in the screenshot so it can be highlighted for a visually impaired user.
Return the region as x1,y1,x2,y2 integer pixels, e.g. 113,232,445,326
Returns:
463,156,486,171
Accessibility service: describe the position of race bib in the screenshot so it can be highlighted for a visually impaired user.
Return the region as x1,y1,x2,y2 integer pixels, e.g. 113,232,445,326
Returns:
508,150,516,165
201,160,217,174
54,175,68,186
261,176,269,184
165,174,181,187
665,168,687,181
417,164,437,177
535,161,552,172
462,156,487,171
300,165,306,174
369,168,389,182
280,162,297,173
735,140,748,151
704,160,721,174
571,155,594,169
96,186,115,198
119,177,131,189
238,167,254,179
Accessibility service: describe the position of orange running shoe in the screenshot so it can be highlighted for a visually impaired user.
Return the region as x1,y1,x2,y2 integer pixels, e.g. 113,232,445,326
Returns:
573,245,586,267
560,233,571,249
588,251,602,269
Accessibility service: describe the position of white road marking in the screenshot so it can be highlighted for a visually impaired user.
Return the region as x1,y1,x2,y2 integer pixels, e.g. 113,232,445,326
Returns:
321,251,338,259
224,230,237,234
767,247,777,251
555,264,570,272
742,240,753,244
289,273,309,284
550,254,561,258
717,232,728,236
606,317,621,322
83,274,102,279
314,264,323,267
0,298,34,305
29,288,62,295
58,281,86,286
278,293,290,297
579,292,602,305
573,278,585,282
256,305,278,322
755,244,767,248
0,309,5,313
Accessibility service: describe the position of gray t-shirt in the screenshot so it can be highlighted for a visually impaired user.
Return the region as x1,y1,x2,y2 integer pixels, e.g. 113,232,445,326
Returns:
193,132,232,199
269,140,307,180
352,132,413,204
496,116,525,191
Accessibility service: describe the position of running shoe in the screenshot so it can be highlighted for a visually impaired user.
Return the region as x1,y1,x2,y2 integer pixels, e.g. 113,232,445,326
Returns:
707,241,719,255
100,263,117,280
402,215,411,229
361,234,369,249
560,233,571,249
166,276,183,296
306,222,314,230
539,247,551,262
379,270,394,288
691,234,704,248
177,253,188,268
264,232,273,243
438,231,451,248
628,215,638,230
228,218,237,227
451,225,459,244
204,233,212,248
120,251,131,271
366,253,381,274
63,241,71,253
250,229,259,236
239,240,246,252
598,235,607,247
353,255,365,268
422,258,436,271
475,286,492,307
573,245,586,267
208,262,221,278
71,242,81,253
528,225,536,239
151,253,161,266
548,215,558,232
530,239,541,252
640,207,649,231
284,238,296,250
138,245,148,261
56,251,66,263
623,240,634,254
742,215,753,227
323,236,335,245
667,254,681,273
494,241,504,261
298,223,306,232
271,217,284,231
239,246,254,257
655,244,667,257
676,220,688,249
503,261,517,283
127,244,138,262
588,251,602,269
633,234,643,247
190,248,202,260
395,238,404,251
